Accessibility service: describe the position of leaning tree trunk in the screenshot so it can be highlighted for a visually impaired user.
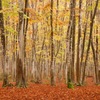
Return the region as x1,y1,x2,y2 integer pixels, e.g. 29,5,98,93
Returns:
82,0,99,84
80,1,89,83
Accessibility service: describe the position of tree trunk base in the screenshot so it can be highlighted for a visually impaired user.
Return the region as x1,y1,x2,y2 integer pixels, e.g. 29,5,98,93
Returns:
16,80,26,88
16,55,26,88
2,74,9,87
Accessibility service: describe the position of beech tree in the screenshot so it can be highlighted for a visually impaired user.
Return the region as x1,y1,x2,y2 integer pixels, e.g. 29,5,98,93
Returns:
0,0,9,87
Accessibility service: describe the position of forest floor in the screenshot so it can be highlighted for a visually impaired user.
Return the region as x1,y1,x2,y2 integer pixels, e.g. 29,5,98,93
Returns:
0,77,100,100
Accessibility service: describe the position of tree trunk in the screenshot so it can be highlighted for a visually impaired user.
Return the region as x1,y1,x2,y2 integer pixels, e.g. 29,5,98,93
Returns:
0,0,9,87
82,0,99,84
71,0,76,83
50,0,55,86
16,0,27,87
16,55,26,87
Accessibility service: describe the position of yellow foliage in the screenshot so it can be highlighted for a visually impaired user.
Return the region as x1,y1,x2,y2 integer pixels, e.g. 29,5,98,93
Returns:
43,3,51,11
54,35,61,41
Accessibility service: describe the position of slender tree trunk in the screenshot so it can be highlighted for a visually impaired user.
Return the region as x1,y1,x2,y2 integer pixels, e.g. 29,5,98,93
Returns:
71,0,76,83
76,0,82,84
65,0,73,84
95,26,99,84
91,26,99,84
82,0,99,84
50,0,55,86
